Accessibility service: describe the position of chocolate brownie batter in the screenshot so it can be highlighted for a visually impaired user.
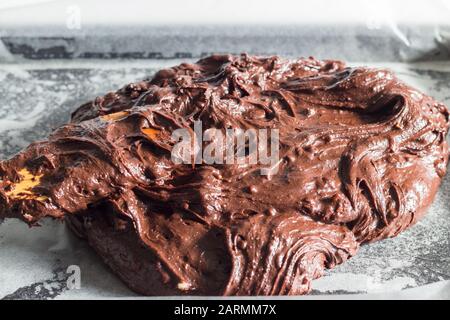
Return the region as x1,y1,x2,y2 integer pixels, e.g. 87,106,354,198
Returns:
0,54,449,295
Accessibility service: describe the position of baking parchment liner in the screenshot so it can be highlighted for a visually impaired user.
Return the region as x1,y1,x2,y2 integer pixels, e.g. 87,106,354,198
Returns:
0,59,449,299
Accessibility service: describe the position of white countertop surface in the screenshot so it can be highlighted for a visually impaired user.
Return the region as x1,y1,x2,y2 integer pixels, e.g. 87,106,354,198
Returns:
0,0,449,28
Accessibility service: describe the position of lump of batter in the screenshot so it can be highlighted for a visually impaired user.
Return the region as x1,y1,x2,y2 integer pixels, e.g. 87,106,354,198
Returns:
0,54,449,295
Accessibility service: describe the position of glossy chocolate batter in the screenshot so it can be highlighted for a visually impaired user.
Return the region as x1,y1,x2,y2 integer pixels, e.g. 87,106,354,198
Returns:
0,54,449,295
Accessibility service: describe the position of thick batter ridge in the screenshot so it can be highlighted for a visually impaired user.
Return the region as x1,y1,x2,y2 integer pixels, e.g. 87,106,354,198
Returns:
0,54,449,295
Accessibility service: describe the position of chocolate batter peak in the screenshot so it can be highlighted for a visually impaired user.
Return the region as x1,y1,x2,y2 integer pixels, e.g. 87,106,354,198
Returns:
0,54,449,295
